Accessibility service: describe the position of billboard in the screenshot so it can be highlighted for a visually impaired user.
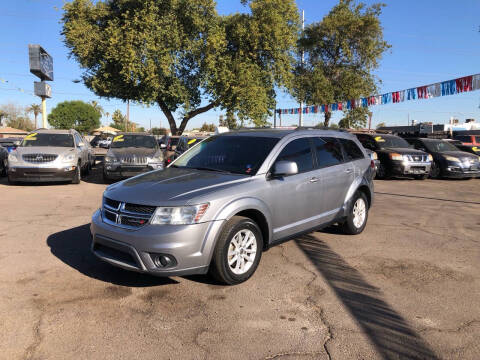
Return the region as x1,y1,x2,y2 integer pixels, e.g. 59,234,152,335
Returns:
34,81,52,98
29,44,54,81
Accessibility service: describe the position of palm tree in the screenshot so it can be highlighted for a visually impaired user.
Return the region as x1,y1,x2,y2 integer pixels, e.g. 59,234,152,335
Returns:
90,100,104,116
27,104,41,129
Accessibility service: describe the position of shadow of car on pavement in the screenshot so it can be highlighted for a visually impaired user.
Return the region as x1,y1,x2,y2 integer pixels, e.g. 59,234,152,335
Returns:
47,224,177,287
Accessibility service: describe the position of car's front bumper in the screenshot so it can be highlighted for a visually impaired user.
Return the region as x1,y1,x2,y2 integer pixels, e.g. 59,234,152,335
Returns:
90,209,225,276
391,161,431,176
8,166,76,182
442,163,480,178
104,164,163,179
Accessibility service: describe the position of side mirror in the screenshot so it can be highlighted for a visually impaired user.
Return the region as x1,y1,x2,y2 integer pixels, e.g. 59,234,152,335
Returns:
272,161,298,177
78,142,85,147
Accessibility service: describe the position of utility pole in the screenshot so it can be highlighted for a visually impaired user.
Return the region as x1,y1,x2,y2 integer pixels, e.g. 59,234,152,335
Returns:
126,99,130,132
368,113,372,131
299,9,305,127
149,118,152,133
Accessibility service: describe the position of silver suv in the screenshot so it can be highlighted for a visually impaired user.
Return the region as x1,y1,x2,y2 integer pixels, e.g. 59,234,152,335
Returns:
8,129,93,184
91,129,374,284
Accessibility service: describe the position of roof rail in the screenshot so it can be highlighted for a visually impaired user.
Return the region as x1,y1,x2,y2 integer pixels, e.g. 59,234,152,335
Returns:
295,126,348,132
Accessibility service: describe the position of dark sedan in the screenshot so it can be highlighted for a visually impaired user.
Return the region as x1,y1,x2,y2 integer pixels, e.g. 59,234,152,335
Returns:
407,138,480,179
0,146,7,176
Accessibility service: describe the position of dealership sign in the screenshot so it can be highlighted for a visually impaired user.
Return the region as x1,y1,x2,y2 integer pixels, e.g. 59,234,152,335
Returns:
29,44,54,81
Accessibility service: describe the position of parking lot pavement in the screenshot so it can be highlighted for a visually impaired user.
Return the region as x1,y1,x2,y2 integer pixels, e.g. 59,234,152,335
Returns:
0,168,479,360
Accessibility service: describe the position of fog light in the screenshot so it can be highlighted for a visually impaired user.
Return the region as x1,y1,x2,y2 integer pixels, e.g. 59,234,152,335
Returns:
151,254,177,268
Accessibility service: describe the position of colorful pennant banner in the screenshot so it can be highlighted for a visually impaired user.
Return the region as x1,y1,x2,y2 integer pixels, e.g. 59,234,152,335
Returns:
277,73,480,115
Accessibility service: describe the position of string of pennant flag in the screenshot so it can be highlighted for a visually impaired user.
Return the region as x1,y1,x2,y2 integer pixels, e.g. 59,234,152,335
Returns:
276,73,480,115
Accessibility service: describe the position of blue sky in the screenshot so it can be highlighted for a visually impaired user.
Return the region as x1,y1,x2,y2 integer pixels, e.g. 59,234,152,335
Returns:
1,0,479,130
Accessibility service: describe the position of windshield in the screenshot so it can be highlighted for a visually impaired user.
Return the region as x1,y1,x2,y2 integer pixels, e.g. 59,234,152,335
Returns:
173,135,279,175
21,133,74,147
423,140,459,153
110,135,157,148
374,135,410,149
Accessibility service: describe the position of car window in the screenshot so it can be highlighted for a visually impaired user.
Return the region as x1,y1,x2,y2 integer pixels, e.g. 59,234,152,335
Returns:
356,135,377,150
275,138,314,173
475,136,480,143
110,135,157,149
373,135,409,149
313,137,343,168
338,138,364,161
453,135,471,143
21,133,74,147
74,134,83,146
173,135,279,175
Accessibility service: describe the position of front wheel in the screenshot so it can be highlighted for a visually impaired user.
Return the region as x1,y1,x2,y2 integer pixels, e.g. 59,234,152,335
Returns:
71,165,81,184
209,216,263,285
341,191,369,235
430,161,441,179
414,174,428,180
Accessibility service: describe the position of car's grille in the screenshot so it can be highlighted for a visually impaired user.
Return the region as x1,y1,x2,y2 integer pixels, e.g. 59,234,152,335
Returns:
406,154,429,162
103,197,155,229
22,153,58,163
120,156,148,165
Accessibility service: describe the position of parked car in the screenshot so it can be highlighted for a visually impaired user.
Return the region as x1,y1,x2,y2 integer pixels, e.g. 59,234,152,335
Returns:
7,129,91,184
453,134,480,147
406,138,480,179
0,137,23,153
98,137,112,149
0,146,7,176
91,129,375,285
165,135,208,166
445,139,480,156
103,133,164,182
354,133,432,179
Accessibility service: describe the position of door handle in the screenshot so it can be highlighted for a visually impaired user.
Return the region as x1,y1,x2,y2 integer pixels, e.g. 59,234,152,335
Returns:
345,168,353,173
309,177,319,183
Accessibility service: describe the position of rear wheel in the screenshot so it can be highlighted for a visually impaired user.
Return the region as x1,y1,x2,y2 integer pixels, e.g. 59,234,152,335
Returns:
341,191,369,235
209,216,263,285
430,161,441,179
7,174,16,185
1,159,6,176
414,174,428,180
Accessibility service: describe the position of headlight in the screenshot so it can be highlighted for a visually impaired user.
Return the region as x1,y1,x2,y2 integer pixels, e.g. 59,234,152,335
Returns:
389,153,403,161
372,152,378,160
150,203,209,225
427,154,433,161
62,153,76,163
444,155,460,162
8,153,18,162
105,155,118,163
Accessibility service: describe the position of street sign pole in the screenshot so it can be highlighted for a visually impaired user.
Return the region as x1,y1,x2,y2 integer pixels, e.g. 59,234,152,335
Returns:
29,45,53,129
42,97,47,128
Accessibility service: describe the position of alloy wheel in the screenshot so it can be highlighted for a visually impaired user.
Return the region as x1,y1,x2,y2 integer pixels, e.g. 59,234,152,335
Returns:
227,229,257,275
352,198,366,229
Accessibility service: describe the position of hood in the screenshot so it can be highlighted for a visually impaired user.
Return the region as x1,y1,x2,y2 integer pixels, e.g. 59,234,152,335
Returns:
104,167,251,205
108,147,158,158
378,147,427,155
14,146,75,157
438,151,479,159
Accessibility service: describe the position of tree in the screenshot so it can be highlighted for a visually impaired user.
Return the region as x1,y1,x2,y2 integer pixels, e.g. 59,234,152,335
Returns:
27,104,41,129
292,0,390,127
110,109,127,131
199,123,216,132
376,122,386,129
62,0,299,134
339,107,371,129
90,100,104,117
0,103,35,131
151,127,168,136
48,100,101,132
0,110,7,127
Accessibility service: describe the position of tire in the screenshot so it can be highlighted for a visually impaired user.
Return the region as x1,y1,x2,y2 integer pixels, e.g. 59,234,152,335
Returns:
103,171,111,184
0,159,6,177
209,216,263,285
430,161,441,179
71,164,81,184
414,174,428,180
7,174,16,185
376,164,391,180
341,191,369,235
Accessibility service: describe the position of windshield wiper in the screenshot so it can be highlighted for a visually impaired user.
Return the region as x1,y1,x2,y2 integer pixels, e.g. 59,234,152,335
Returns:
187,166,236,174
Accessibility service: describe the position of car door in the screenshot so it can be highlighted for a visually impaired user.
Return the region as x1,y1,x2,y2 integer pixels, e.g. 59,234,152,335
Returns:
312,137,351,222
74,134,87,167
268,137,322,241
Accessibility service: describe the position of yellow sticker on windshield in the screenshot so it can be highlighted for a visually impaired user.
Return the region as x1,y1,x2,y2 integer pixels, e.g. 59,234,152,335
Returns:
374,136,385,142
24,133,38,141
113,135,124,142
472,146,479,152
187,139,197,145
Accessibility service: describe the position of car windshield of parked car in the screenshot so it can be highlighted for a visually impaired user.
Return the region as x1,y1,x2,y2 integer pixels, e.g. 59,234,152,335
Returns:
374,135,409,149
424,140,459,153
21,133,74,147
110,135,157,148
172,135,279,175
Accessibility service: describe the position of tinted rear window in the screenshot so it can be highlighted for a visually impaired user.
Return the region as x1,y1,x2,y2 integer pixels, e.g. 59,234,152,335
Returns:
313,137,343,168
339,138,364,161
